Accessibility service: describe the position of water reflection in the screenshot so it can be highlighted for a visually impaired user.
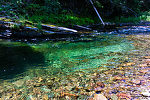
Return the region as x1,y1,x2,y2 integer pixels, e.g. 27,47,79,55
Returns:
0,34,134,79
0,41,45,79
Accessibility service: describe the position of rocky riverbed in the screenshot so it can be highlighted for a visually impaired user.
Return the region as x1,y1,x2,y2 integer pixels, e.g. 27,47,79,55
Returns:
0,32,150,100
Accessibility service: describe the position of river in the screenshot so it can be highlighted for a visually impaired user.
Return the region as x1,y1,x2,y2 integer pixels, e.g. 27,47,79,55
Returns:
0,26,150,99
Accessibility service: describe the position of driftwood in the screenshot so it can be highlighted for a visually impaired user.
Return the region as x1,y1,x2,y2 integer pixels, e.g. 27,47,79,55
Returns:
68,25,92,31
89,0,105,26
41,24,77,33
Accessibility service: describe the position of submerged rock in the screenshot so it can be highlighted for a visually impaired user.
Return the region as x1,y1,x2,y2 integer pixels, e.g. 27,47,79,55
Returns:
93,81,105,92
42,94,49,100
141,90,150,97
117,93,131,100
13,79,25,88
93,93,107,100
110,94,118,100
60,92,79,99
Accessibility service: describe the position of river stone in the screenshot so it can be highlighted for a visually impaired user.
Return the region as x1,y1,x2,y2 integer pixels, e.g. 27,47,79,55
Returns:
42,94,48,100
93,94,107,100
13,79,25,88
117,93,131,100
41,86,51,92
139,63,147,67
141,90,150,97
0,86,4,93
24,76,31,80
110,94,118,100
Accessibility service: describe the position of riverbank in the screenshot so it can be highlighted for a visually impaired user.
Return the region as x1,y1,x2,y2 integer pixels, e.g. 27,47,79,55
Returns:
1,16,150,40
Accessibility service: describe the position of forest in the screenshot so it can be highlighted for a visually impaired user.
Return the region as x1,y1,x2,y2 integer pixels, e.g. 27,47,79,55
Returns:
0,0,150,25
0,0,150,100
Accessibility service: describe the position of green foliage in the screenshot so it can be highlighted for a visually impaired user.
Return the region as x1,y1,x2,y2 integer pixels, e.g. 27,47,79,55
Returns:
12,24,20,30
114,17,141,23
94,1,103,8
109,11,150,23
25,4,46,15
28,14,94,26
140,11,150,21
36,22,42,30
44,0,61,12
0,0,61,16
0,7,2,11
0,0,150,25
92,0,149,18
24,0,61,15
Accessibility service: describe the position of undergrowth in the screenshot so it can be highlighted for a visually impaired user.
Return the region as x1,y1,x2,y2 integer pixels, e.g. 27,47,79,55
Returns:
28,14,94,26
0,1,149,26
109,11,150,23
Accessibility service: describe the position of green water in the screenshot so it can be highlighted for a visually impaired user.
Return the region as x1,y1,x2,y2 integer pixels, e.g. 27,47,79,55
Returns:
0,34,134,79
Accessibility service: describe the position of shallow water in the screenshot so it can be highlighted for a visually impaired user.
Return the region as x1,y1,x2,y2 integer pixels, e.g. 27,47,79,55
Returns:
0,33,134,80
1,26,150,99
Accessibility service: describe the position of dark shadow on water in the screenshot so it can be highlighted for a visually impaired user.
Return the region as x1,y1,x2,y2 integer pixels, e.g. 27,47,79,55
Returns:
0,43,45,79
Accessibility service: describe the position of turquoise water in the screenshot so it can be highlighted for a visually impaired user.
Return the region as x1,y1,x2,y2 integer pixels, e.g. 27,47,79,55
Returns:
0,34,134,79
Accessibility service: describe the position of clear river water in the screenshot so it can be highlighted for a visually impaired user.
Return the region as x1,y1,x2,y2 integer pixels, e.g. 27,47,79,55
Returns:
0,33,135,80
